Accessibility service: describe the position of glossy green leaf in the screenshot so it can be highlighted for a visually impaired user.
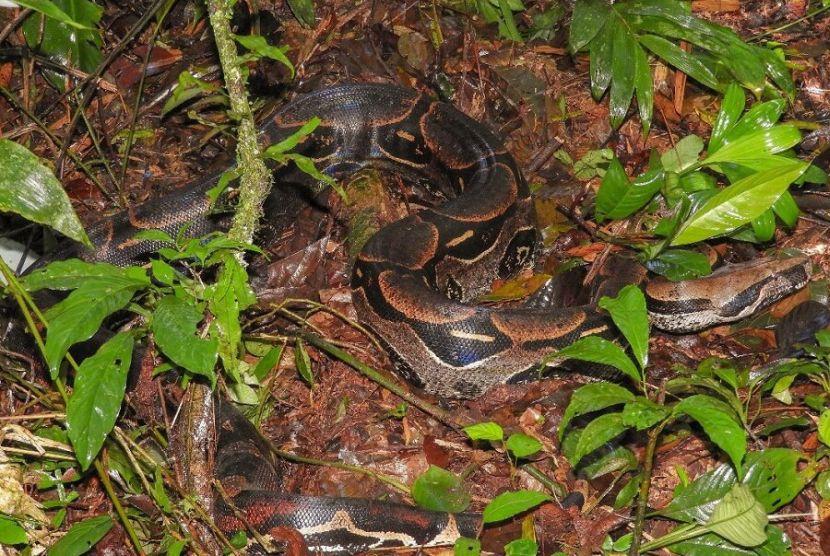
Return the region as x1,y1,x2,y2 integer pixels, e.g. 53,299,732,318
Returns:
661,135,704,173
709,83,745,154
750,209,775,243
206,253,255,382
819,410,830,447
22,0,102,91
10,0,93,28
294,339,314,387
582,445,636,479
286,0,315,27
614,472,643,510
463,421,504,442
554,336,641,385
723,99,786,145
505,433,543,459
639,34,721,91
569,0,611,52
569,412,629,466
454,537,481,556
668,525,790,556
772,191,799,228
757,47,795,101
22,260,147,292
672,162,807,246
674,395,746,473
234,35,294,77
597,167,664,221
482,490,552,524
646,249,711,281
722,44,766,97
660,463,736,522
505,539,538,556
743,449,811,512
161,71,219,117
44,273,147,376
595,157,629,221
263,117,321,157
622,397,669,430
66,332,132,470
0,139,90,246
705,125,801,165
609,24,637,129
559,382,635,439
589,26,613,99
707,484,768,547
598,284,649,370
47,515,112,556
151,295,218,381
253,345,284,381
411,465,471,513
0,515,27,545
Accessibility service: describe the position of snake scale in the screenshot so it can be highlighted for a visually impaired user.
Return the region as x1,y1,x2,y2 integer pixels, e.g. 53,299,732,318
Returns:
2,83,814,553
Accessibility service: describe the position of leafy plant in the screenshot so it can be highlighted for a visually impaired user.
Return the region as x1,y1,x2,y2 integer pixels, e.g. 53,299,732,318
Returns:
569,0,794,131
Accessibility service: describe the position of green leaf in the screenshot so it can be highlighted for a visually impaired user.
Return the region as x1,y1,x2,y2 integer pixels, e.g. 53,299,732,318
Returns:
674,395,746,473
660,463,736,522
22,0,102,91
505,433,543,459
505,539,538,556
66,332,132,470
671,162,807,246
633,41,653,134
595,157,628,222
742,449,811,512
772,191,799,228
597,166,664,221
11,0,93,29
482,490,552,524
639,34,721,91
750,209,775,243
669,525,790,556
569,0,611,52
162,71,219,117
559,382,635,440
454,537,481,556
816,470,830,500
569,412,629,467
411,465,471,513
234,35,294,77
661,135,704,173
622,397,669,430
705,125,802,165
0,515,27,545
582,445,636,479
151,295,218,381
819,409,830,447
294,339,314,387
589,26,613,99
44,273,148,376
22,260,146,292
286,0,315,27
706,484,768,547
554,336,641,385
614,472,642,509
0,139,90,246
598,284,649,370
646,249,712,281
609,24,637,129
253,345,284,381
463,421,504,442
263,117,321,157
206,253,255,382
46,515,113,556
709,83,745,154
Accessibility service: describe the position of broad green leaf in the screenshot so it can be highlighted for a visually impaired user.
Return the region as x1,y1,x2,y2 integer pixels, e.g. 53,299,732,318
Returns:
633,41,653,134
505,433,543,459
674,395,746,473
721,44,765,96
671,162,807,246
294,339,314,387
622,397,669,430
709,83,745,154
44,274,147,376
569,412,629,467
772,191,799,227
569,0,611,52
263,117,321,157
22,260,147,292
67,332,132,470
743,449,811,512
609,24,637,129
559,382,635,439
554,336,641,385
597,167,664,221
207,253,255,382
0,515,27,545
253,345,284,381
639,34,721,91
589,25,612,99
660,463,736,522
646,249,711,281
46,515,113,556
614,472,643,509
505,539,538,556
706,484,768,547
750,209,775,243
454,537,481,556
0,140,90,246
482,490,551,524
10,0,93,29
595,157,629,222
411,465,471,513
661,135,704,173
757,47,795,101
817,471,830,500
496,0,522,41
463,421,504,442
151,295,218,381
722,99,786,145
668,525,791,556
582,445,636,479
705,125,801,165
162,71,219,117
286,0,315,27
23,0,102,91
234,34,294,77
598,285,649,370
819,409,830,447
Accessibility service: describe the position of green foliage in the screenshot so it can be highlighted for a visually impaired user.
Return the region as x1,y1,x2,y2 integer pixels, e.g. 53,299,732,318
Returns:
0,139,91,246
552,336,641,383
411,465,471,512
597,285,649,370
286,0,316,27
162,71,223,117
674,395,746,474
46,515,112,556
22,0,102,91
454,537,482,555
151,295,219,383
234,34,295,77
463,421,504,442
482,490,551,524
0,516,27,545
504,538,538,556
11,0,94,29
569,0,794,131
505,433,542,459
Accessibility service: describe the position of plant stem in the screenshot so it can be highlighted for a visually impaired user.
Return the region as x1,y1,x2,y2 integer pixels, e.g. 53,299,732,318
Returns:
628,406,670,556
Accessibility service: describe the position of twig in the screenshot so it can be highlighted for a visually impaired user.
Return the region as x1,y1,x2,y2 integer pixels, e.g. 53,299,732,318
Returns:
0,8,32,45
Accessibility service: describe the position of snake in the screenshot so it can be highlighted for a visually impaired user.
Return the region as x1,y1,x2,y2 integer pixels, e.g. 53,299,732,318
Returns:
0,83,813,553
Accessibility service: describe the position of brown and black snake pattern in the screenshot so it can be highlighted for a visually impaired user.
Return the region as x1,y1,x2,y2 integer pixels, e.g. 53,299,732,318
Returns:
1,83,814,553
